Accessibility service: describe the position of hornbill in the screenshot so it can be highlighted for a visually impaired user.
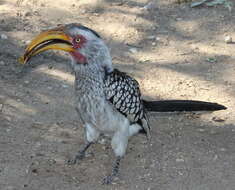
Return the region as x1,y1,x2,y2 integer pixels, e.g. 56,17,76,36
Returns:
19,23,226,184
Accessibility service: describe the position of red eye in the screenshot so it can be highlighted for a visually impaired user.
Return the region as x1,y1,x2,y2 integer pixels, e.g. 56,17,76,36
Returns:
75,38,80,43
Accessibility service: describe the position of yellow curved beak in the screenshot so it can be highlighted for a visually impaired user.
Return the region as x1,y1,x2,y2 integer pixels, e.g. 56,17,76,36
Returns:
19,28,74,64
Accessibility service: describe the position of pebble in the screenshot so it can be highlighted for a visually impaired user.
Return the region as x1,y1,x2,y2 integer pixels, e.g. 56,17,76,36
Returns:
156,37,161,41
6,128,11,132
224,35,232,43
24,12,32,17
31,168,38,174
143,2,155,10
4,186,15,190
176,17,183,21
98,138,107,145
198,128,205,132
213,154,218,161
0,34,8,40
147,35,155,40
129,48,138,53
0,61,5,65
176,158,184,162
61,84,69,88
220,148,226,152
25,40,31,44
81,10,86,14
212,116,225,122
23,184,28,188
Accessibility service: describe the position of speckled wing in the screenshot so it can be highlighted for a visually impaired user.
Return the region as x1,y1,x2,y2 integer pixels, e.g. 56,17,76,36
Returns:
104,69,150,137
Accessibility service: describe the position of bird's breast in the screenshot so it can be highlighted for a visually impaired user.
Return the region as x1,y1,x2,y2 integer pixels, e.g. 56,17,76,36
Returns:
74,76,129,133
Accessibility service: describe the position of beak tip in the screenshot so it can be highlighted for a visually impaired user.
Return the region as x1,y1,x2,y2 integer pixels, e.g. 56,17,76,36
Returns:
18,56,26,64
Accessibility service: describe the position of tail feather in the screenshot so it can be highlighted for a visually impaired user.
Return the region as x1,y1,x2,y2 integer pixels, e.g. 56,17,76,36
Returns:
143,100,227,112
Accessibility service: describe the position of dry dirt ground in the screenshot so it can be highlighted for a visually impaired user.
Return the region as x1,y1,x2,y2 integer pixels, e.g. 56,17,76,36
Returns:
0,0,235,189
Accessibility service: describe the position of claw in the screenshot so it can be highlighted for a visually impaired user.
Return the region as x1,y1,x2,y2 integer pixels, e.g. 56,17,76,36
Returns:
66,142,93,165
102,175,113,185
67,153,85,165
102,156,121,184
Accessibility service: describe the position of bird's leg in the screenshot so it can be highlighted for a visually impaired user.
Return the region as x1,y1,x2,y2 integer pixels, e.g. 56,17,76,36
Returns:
103,156,122,184
67,142,93,165
67,123,100,165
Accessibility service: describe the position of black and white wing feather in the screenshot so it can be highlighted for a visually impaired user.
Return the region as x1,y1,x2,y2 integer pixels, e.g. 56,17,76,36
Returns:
104,69,150,138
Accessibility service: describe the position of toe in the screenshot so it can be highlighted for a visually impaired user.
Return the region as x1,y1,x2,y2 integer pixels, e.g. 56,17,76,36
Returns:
66,158,77,165
102,175,113,185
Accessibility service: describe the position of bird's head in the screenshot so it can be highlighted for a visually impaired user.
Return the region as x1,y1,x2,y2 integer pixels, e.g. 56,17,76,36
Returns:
19,23,113,72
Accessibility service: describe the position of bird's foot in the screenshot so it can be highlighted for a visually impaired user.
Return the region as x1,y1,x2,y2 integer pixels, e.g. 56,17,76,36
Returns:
67,152,85,165
102,156,121,185
102,175,117,185
67,142,94,165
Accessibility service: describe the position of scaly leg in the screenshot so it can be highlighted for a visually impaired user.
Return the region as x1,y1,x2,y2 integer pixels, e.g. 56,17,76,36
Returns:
103,156,122,184
67,142,93,165
67,123,100,165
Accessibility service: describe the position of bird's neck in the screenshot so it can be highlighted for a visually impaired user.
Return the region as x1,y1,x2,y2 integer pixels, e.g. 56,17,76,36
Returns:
70,59,107,99
70,54,113,83
74,63,104,83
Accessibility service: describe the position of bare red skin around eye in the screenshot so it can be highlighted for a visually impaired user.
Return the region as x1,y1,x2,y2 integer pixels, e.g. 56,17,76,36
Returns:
70,51,87,64
70,35,87,64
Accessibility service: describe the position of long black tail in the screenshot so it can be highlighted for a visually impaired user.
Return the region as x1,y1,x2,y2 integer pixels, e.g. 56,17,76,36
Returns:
143,100,227,112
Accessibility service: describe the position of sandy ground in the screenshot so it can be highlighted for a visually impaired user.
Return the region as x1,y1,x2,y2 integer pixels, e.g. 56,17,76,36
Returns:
0,0,235,189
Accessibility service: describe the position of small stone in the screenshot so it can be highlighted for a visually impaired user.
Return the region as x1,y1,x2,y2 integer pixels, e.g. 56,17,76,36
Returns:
0,104,3,111
143,2,155,10
152,42,156,46
0,61,5,65
213,154,218,161
176,158,184,162
0,34,8,40
59,131,70,138
48,65,53,69
98,138,107,145
156,37,161,41
81,10,86,14
24,12,32,17
35,142,41,147
35,152,45,157
33,11,40,16
129,48,138,53
48,159,56,164
24,80,29,84
25,40,31,44
61,84,68,88
4,186,15,190
176,17,183,21
23,184,28,188
224,35,232,43
147,35,155,40
212,116,225,122
198,128,205,132
31,168,38,174
6,128,11,132
220,148,226,152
